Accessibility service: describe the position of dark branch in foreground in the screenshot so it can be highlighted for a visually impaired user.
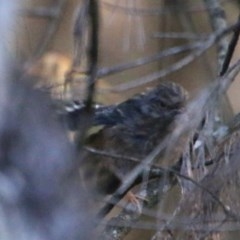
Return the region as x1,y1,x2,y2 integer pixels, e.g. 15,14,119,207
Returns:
220,14,240,76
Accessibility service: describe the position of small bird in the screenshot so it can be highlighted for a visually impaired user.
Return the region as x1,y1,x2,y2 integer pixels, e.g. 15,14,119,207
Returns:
65,82,188,207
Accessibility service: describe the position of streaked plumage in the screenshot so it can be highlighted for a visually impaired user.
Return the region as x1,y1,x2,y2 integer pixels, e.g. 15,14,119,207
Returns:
65,82,188,196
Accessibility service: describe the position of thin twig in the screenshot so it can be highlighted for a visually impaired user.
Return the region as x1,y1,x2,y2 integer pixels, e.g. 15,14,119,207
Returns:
85,0,99,111
84,146,141,163
101,216,240,232
97,43,200,78
73,0,99,148
220,14,240,76
152,32,209,40
204,0,228,71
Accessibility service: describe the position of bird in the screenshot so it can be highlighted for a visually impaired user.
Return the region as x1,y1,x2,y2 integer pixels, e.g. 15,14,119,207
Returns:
63,82,188,210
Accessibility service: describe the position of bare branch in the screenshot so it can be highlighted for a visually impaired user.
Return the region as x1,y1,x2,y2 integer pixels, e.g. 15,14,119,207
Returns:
204,0,228,71
220,14,240,76
97,43,200,78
